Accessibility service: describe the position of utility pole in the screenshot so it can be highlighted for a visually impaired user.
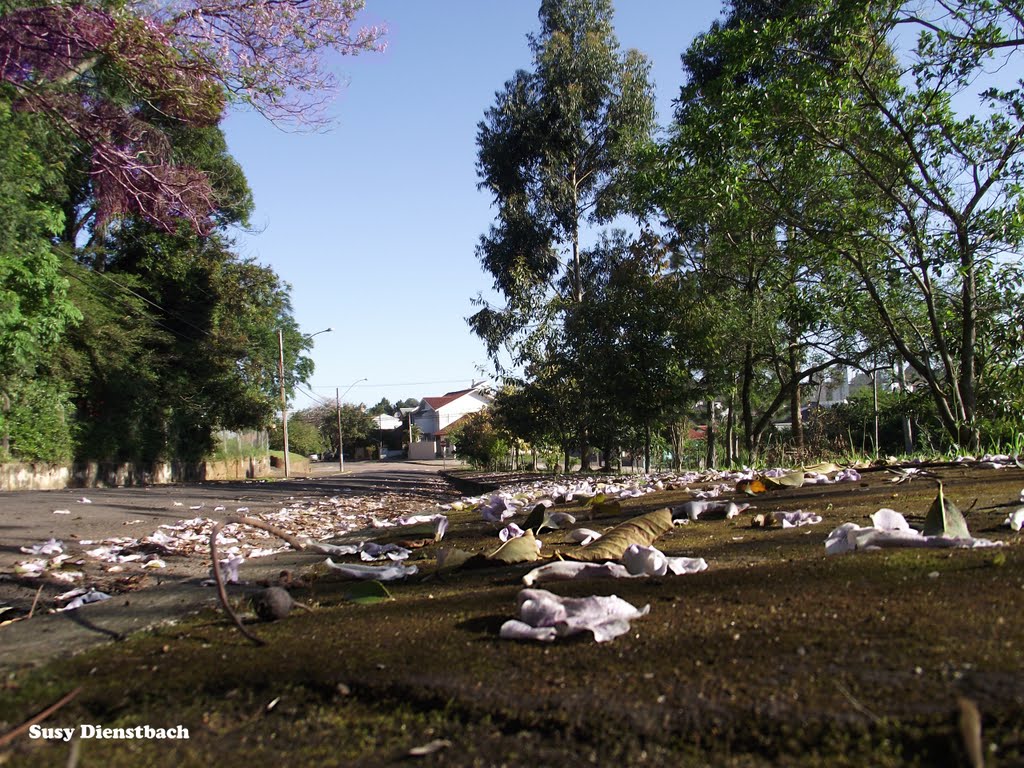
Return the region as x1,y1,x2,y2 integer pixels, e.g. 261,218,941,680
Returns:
337,387,344,473
278,329,290,478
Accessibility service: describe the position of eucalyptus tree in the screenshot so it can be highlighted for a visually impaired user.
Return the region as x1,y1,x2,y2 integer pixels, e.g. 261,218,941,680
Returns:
471,0,655,466
662,0,1024,451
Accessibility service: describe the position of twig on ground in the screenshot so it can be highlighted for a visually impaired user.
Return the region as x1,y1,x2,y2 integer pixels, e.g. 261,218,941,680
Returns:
0,686,82,748
210,521,265,646
28,584,43,619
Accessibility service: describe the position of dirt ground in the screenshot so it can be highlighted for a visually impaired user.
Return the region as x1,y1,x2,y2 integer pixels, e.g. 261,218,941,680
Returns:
1,462,1023,767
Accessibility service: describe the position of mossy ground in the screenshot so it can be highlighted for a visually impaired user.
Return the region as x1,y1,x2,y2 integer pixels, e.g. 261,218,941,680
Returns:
2,465,1023,767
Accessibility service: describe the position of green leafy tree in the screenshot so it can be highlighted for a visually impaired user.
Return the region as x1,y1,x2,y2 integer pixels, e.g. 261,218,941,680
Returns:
0,98,80,460
368,397,394,416
297,402,375,458
57,123,313,462
447,410,509,470
270,416,324,457
470,0,655,467
662,0,1024,451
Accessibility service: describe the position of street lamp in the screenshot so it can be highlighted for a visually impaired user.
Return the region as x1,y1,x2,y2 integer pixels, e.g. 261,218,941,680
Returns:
337,377,367,473
278,327,332,478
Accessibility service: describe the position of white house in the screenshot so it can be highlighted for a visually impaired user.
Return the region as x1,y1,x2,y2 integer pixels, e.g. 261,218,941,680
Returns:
408,383,492,459
373,413,403,431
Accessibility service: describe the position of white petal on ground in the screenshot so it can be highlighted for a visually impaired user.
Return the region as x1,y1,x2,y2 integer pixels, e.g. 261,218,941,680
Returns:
359,542,411,562
323,559,418,581
53,509,71,515
825,519,1002,555
20,539,64,556
499,523,526,542
622,544,669,576
77,497,92,504
566,527,603,546
58,590,112,611
499,619,559,642
541,511,577,530
316,542,361,556
871,508,912,531
521,561,636,586
479,495,519,523
1004,508,1024,532
506,588,650,643
665,556,708,575
393,513,449,539
218,554,244,583
673,500,748,521
774,510,823,528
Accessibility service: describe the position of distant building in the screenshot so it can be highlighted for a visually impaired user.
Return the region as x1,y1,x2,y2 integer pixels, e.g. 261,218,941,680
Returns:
408,382,492,459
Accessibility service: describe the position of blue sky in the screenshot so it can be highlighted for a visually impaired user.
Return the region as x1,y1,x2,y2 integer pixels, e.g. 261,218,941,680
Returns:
222,1,727,411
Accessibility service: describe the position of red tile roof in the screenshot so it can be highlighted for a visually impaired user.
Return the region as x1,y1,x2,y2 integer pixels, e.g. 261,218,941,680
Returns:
423,388,475,411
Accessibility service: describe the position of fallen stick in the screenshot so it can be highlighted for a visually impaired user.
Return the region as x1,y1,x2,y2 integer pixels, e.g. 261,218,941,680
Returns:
0,686,82,748
209,515,334,645
210,521,265,646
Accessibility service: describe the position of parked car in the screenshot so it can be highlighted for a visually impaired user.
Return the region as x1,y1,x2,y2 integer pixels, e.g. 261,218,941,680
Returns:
309,453,319,461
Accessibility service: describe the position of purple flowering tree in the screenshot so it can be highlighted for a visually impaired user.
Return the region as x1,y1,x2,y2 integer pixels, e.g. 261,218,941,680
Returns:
0,0,384,233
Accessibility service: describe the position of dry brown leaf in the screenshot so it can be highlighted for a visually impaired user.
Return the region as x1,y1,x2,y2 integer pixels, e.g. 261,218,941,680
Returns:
565,508,672,563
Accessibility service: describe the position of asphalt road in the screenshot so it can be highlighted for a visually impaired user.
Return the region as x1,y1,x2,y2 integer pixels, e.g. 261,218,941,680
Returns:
0,459,467,668
0,460,463,573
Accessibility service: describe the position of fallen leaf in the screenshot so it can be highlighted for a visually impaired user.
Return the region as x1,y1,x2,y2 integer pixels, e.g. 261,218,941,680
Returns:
923,482,971,538
591,499,622,516
763,470,805,490
486,530,541,564
436,547,474,571
804,461,843,475
566,508,672,563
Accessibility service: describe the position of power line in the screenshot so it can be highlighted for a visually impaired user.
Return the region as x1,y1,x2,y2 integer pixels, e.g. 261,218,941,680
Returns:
86,266,213,339
306,379,485,390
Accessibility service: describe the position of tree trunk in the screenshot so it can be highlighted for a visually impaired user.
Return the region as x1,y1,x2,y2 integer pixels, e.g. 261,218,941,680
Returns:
741,339,755,460
644,421,651,474
789,345,804,459
705,398,717,470
725,387,736,466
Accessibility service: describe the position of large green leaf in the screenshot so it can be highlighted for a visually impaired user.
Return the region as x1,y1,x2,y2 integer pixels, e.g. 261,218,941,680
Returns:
923,482,971,538
566,508,672,563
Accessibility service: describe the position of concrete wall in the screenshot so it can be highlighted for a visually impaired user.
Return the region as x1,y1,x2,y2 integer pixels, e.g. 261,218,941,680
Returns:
1,456,271,491
408,440,438,461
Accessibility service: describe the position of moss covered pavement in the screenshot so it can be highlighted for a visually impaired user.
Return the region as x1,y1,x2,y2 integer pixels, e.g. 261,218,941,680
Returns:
2,464,1023,767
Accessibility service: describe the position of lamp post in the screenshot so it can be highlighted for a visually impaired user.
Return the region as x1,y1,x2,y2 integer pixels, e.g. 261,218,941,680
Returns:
278,326,332,478
336,377,367,473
